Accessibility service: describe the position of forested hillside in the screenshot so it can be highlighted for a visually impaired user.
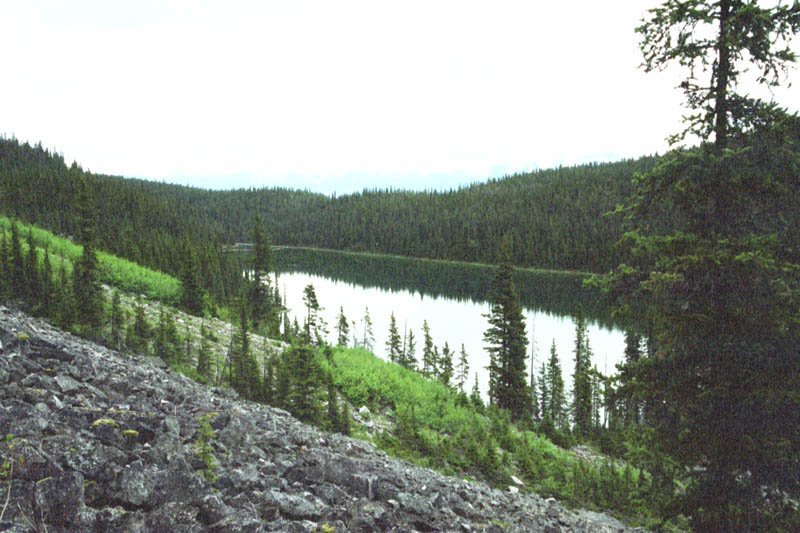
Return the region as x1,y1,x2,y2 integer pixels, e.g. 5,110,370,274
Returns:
1,136,656,280
0,139,240,303
209,156,656,271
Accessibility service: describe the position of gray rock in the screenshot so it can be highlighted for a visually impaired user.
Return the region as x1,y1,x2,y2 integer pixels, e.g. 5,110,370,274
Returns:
208,509,266,532
198,493,235,524
145,501,204,532
15,442,62,481
54,374,81,393
269,490,323,521
164,415,181,435
117,460,157,508
398,491,434,516
33,471,86,527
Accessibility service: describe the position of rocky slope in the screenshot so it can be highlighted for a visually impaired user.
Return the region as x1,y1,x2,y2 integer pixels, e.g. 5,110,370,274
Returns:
0,306,645,532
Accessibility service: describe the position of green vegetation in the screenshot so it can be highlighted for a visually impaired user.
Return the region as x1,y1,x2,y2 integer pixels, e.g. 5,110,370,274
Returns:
483,236,530,420
91,418,119,428
0,434,20,522
0,216,181,302
601,1,800,530
193,413,218,483
324,346,672,525
0,137,653,278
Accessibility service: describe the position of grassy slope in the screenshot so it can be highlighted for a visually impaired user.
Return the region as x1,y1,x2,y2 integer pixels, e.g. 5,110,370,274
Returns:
324,347,667,527
0,216,180,302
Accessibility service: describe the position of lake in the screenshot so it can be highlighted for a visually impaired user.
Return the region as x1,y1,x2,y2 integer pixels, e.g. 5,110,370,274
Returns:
269,248,625,399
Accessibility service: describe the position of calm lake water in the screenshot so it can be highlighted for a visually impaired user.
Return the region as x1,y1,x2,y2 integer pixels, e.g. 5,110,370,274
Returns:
270,248,625,399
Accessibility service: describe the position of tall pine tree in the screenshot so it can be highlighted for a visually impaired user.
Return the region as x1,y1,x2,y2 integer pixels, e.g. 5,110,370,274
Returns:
71,172,104,333
421,320,436,379
455,343,470,393
571,309,592,439
483,236,530,420
335,306,349,347
606,3,800,528
249,215,273,329
546,340,567,431
438,342,454,387
385,312,402,363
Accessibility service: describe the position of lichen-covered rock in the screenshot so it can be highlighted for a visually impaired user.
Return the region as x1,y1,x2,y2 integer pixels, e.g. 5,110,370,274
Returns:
33,471,86,527
0,306,650,533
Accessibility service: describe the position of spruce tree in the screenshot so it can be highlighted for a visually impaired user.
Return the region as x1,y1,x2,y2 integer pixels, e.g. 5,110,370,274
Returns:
274,350,292,410
538,362,549,422
197,322,212,380
529,323,540,423
483,236,530,420
571,310,592,439
40,247,53,317
361,306,374,352
546,340,567,431
590,364,603,433
402,328,417,371
335,306,349,347
281,311,292,343
9,221,24,299
385,312,402,363
469,372,484,411
127,298,151,355
286,344,321,424
455,343,470,393
438,342,454,387
232,297,259,399
179,250,205,315
24,228,40,307
184,323,193,363
262,356,274,405
302,284,322,344
154,307,181,363
0,229,9,298
529,363,539,424
421,320,436,379
339,402,352,436
619,330,642,426
110,289,124,350
72,175,104,333
249,215,272,328
326,377,340,432
53,255,73,330
608,3,800,527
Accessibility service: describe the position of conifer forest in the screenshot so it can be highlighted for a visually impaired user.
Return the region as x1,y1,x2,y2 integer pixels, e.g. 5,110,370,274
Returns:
2,2,800,531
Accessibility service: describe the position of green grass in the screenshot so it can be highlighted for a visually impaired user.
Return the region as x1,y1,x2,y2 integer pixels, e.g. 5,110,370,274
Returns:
325,346,672,526
0,216,181,303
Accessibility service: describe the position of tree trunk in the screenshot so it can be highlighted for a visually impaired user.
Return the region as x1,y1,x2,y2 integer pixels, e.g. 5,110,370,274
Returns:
714,0,732,152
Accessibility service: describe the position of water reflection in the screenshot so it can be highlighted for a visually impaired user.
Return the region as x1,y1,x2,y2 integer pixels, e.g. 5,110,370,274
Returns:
271,249,625,398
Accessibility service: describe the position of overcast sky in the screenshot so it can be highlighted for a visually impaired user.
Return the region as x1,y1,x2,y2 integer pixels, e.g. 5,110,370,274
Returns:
2,1,799,195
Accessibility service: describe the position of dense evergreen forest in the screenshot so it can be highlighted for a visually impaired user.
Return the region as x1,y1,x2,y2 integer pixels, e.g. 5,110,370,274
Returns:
1,135,656,287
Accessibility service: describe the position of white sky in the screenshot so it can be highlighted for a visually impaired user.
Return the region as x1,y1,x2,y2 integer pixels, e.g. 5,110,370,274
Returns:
2,1,798,194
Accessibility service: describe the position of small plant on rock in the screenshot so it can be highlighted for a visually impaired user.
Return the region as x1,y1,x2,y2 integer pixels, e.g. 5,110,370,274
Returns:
193,413,218,483
0,434,22,522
